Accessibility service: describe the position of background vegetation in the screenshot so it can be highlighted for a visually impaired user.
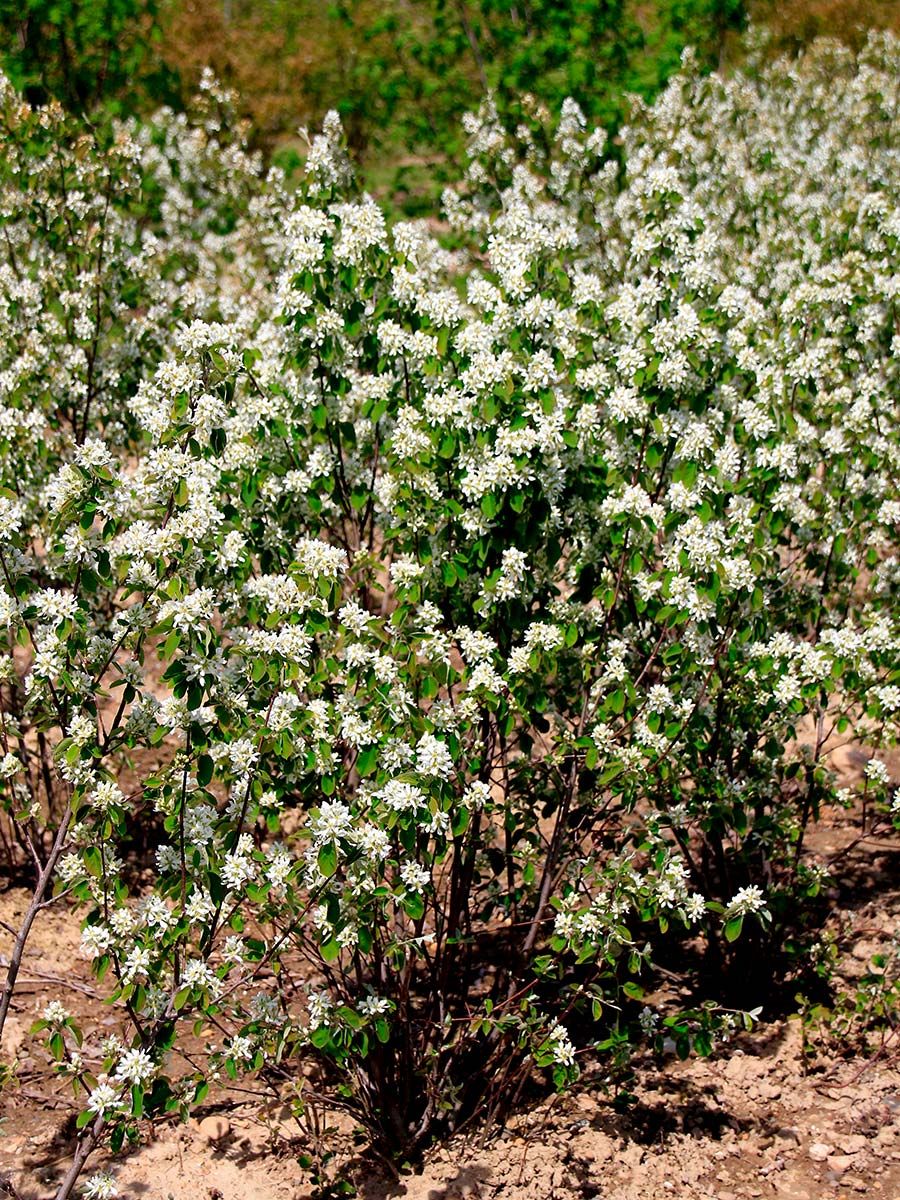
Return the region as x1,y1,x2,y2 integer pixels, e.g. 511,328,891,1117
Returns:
3,0,896,209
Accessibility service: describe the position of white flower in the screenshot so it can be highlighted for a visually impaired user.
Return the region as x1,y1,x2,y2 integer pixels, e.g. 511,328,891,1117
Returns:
228,1034,255,1062
865,758,889,786
307,990,333,1031
462,781,492,810
416,734,453,779
685,893,707,922
185,889,216,923
545,1020,576,1067
221,853,255,892
725,886,767,918
114,1047,156,1086
90,780,124,811
639,1006,658,1035
400,861,430,893
80,924,113,960
359,994,391,1019
310,800,352,844
379,777,424,816
0,752,20,780
83,1172,119,1199
294,538,347,580
182,959,222,997
87,1080,123,1116
43,1000,70,1025
121,946,152,983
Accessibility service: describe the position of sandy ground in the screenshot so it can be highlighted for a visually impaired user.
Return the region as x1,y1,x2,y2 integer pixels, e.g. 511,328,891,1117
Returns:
2,828,899,1200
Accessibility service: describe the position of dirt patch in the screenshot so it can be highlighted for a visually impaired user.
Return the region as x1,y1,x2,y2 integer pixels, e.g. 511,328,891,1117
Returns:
4,1016,899,1200
2,814,899,1200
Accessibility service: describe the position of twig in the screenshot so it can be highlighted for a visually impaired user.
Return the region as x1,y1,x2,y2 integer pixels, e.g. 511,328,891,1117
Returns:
53,1115,105,1200
0,797,73,1041
15,972,100,999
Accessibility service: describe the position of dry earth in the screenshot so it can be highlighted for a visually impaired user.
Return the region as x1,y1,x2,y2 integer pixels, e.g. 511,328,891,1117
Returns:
2,823,899,1200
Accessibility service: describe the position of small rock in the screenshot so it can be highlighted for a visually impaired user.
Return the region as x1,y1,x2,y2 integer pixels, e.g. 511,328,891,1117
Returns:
775,1126,801,1145
574,1092,597,1113
843,1176,868,1193
0,1016,25,1057
809,1142,834,1162
851,939,881,963
198,1115,231,1143
571,1132,612,1164
724,1053,747,1079
826,1154,858,1173
839,1134,868,1154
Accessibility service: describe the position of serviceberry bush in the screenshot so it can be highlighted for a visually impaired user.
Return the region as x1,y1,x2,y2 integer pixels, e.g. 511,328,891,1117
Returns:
0,32,898,1197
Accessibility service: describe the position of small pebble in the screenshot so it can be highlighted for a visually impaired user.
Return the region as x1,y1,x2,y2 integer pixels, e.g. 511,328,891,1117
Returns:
809,1142,834,1162
198,1115,231,1143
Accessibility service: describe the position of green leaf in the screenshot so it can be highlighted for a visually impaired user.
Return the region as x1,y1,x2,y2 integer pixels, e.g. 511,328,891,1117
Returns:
197,754,214,787
321,938,341,963
318,842,338,878
356,745,378,776
724,916,744,943
452,807,470,837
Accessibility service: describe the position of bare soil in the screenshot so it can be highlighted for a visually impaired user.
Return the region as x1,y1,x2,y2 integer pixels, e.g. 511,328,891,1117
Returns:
2,823,899,1200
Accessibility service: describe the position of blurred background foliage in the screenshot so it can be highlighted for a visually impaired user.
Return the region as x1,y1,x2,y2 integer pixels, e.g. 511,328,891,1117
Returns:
0,0,897,209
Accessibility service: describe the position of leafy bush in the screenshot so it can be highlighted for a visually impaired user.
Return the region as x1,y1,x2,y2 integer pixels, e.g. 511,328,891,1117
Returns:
235,0,746,196
3,1,746,199
796,935,900,1067
0,31,898,1198
0,0,177,113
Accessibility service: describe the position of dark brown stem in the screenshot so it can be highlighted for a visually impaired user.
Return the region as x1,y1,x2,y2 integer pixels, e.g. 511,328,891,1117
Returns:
53,1116,105,1200
0,795,72,1041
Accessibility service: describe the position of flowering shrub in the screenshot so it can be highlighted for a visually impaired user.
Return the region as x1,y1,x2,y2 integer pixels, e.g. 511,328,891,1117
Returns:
0,32,898,1197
